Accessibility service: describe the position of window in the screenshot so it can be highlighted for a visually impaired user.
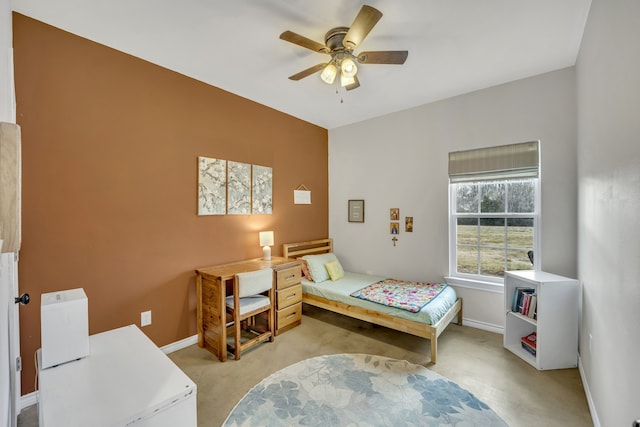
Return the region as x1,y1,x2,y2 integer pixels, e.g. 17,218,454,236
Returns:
448,141,540,283
450,179,539,280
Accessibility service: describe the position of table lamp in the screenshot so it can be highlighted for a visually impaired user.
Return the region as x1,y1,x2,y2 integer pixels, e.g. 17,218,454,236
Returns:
259,231,274,260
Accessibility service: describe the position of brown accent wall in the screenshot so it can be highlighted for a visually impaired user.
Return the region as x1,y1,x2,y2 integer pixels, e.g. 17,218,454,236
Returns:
13,13,328,394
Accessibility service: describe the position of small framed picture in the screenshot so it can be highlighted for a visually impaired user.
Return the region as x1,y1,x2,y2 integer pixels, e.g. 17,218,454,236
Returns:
390,208,399,221
390,222,399,234
348,200,365,223
405,217,414,232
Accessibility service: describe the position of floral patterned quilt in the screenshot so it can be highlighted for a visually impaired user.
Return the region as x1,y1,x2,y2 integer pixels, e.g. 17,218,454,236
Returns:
350,279,447,313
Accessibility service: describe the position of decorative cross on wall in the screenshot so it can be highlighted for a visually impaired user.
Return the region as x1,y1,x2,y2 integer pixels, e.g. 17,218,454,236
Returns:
392,236,398,247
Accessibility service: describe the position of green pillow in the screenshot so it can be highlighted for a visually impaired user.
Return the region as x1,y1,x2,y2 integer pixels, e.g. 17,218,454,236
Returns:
325,260,345,281
302,253,338,283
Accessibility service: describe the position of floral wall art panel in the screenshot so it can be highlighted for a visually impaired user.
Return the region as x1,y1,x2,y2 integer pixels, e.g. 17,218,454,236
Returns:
228,161,251,214
198,156,227,215
252,164,273,214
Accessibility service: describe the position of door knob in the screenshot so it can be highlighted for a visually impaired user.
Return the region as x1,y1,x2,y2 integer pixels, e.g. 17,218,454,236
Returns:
14,293,30,305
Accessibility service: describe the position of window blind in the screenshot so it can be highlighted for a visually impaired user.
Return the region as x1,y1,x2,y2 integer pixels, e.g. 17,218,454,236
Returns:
448,140,539,183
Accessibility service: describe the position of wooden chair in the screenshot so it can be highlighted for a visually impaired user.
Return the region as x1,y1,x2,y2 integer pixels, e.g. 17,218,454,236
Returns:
225,268,275,360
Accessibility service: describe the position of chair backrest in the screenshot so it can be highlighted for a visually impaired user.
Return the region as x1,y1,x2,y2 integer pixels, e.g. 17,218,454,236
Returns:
235,268,273,298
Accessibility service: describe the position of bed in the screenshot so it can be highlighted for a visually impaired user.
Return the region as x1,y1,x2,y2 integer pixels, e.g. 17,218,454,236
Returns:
283,238,463,363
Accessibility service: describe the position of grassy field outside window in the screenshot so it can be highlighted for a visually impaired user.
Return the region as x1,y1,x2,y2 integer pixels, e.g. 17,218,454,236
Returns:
451,178,538,279
456,224,533,277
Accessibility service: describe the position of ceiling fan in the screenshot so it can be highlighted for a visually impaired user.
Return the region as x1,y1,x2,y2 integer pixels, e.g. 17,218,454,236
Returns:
279,5,408,91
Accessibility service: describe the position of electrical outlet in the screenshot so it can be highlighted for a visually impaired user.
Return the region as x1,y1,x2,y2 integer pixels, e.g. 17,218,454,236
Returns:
141,310,152,327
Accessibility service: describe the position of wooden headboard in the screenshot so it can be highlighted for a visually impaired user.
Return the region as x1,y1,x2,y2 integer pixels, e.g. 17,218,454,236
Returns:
283,238,333,259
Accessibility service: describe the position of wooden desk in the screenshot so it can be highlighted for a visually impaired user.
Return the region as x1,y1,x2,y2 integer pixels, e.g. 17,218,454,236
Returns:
195,257,301,362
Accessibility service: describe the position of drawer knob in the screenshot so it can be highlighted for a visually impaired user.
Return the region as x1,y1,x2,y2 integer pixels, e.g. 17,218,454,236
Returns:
285,294,297,300
285,312,297,320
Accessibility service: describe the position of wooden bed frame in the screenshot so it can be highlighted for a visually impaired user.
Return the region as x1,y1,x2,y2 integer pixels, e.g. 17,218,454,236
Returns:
283,238,463,363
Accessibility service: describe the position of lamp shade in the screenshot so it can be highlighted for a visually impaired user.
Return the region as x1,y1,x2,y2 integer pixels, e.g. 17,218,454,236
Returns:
340,74,356,87
320,63,337,84
259,231,274,247
340,57,357,78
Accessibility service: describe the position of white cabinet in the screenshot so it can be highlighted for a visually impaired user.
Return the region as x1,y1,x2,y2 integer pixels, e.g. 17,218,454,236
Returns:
504,270,579,370
38,325,197,426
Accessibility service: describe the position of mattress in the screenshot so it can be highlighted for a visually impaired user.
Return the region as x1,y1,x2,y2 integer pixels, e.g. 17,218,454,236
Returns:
302,272,457,325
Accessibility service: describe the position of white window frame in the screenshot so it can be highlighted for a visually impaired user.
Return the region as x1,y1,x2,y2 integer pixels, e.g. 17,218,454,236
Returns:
447,178,541,288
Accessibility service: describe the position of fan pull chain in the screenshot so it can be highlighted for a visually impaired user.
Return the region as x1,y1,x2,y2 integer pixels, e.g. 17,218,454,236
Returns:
336,88,344,104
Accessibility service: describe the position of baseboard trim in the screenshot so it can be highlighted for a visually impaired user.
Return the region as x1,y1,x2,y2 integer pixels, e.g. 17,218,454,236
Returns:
20,333,199,412
19,390,38,411
160,334,198,355
461,317,504,334
578,354,600,427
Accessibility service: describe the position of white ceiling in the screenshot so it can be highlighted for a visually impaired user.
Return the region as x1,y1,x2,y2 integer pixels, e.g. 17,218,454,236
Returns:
13,0,592,130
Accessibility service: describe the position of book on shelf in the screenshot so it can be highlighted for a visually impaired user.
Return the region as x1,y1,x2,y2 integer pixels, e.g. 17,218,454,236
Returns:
522,293,537,319
511,287,535,313
527,295,537,319
521,332,537,347
521,341,536,356
522,293,531,316
521,331,537,356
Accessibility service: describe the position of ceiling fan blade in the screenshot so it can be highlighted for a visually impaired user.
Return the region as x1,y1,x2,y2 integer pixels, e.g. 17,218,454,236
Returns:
343,5,383,49
345,75,360,91
280,31,329,54
357,51,408,64
288,63,327,81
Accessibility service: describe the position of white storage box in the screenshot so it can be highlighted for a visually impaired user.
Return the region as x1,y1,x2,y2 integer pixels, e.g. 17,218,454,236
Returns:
40,288,89,369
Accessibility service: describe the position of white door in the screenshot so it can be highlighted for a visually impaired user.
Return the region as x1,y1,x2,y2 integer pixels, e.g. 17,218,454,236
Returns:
2,2,19,424
0,122,24,427
1,245,22,427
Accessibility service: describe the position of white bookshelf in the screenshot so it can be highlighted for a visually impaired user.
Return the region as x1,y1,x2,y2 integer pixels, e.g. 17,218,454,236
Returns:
504,270,579,370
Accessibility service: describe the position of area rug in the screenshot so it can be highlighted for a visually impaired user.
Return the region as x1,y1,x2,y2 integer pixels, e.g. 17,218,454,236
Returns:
223,353,508,426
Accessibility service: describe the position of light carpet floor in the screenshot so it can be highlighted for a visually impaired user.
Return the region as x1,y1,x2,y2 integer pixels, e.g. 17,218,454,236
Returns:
18,304,592,426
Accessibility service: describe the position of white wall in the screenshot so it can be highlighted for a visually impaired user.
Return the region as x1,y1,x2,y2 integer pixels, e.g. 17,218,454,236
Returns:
329,67,577,330
576,0,640,425
1,0,12,122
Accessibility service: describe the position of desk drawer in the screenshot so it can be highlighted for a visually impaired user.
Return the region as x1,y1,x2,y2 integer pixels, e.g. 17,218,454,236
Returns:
276,266,301,289
277,284,302,309
277,303,301,329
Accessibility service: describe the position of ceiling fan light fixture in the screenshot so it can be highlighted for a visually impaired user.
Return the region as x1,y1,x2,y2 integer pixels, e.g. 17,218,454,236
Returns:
320,63,337,84
280,5,407,90
340,73,356,87
341,57,358,78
